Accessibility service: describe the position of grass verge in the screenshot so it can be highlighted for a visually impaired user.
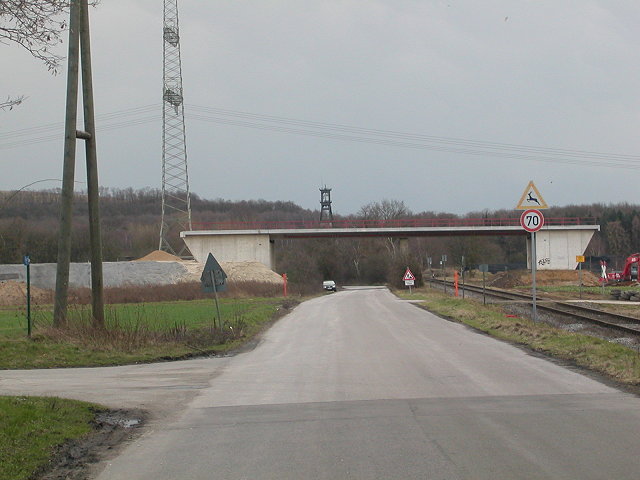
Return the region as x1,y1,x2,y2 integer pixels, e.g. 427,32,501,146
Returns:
0,297,294,369
0,396,99,480
398,288,640,385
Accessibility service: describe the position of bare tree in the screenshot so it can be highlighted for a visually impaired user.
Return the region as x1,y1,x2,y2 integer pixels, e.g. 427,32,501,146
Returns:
358,199,410,221
1,1,75,110
0,0,72,72
605,220,631,257
358,199,411,258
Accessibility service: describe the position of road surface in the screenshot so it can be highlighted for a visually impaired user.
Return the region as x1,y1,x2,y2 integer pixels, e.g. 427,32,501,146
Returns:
2,287,640,479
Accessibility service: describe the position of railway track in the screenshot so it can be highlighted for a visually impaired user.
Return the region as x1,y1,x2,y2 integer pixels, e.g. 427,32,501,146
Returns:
430,279,640,338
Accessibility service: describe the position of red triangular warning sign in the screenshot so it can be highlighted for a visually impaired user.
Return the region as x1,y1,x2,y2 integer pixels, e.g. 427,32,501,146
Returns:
403,268,415,281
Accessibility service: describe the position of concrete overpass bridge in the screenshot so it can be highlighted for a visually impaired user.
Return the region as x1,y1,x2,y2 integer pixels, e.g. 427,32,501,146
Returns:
181,217,599,271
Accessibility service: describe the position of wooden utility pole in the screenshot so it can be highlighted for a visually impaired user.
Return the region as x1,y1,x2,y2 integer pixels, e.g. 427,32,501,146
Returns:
79,0,104,327
53,0,81,327
54,0,104,328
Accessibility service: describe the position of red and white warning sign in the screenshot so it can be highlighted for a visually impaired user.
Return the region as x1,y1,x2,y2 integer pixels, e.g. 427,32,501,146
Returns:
519,209,544,233
403,268,415,284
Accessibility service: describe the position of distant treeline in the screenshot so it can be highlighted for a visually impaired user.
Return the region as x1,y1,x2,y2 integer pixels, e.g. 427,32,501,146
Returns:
0,188,638,285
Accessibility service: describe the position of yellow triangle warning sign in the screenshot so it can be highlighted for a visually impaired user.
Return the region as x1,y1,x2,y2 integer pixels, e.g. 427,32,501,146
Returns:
516,181,548,210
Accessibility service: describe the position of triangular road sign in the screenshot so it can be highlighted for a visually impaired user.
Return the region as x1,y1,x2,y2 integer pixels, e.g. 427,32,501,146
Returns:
201,252,227,292
516,181,548,210
403,268,416,281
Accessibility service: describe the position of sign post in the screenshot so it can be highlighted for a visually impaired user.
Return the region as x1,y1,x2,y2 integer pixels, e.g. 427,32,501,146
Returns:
479,264,489,305
461,255,465,299
441,255,447,293
200,253,227,330
516,181,549,322
576,255,585,299
210,269,221,329
403,267,415,294
23,255,31,337
520,209,544,321
532,231,537,321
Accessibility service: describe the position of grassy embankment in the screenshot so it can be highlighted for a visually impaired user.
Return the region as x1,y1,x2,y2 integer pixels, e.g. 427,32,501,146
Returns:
398,287,640,385
0,296,289,369
0,396,100,480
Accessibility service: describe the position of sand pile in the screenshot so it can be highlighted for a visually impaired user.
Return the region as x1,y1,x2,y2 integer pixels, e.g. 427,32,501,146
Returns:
136,250,183,262
181,260,282,285
0,281,53,306
136,250,283,285
221,261,283,285
489,270,601,288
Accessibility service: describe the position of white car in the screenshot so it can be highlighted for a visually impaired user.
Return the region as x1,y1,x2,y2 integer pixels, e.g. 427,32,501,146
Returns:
322,280,337,292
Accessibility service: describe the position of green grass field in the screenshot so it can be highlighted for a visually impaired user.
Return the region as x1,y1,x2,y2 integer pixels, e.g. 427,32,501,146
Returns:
0,298,287,369
0,296,290,478
0,396,99,480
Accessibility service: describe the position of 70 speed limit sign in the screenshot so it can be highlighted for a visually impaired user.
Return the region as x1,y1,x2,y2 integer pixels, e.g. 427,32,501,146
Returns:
520,209,544,232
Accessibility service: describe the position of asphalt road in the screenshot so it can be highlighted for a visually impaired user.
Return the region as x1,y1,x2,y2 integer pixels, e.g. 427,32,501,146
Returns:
3,287,640,479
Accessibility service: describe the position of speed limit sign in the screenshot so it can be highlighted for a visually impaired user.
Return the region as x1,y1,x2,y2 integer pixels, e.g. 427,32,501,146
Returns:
520,209,544,232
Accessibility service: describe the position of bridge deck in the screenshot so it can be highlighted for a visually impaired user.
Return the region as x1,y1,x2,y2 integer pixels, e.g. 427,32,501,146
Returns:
186,218,598,239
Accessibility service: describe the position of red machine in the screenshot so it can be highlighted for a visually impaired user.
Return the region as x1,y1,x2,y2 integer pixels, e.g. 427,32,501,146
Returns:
604,253,640,285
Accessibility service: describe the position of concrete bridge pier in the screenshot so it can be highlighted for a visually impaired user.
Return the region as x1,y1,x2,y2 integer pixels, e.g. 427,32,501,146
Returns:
398,238,409,254
182,232,276,269
527,227,596,270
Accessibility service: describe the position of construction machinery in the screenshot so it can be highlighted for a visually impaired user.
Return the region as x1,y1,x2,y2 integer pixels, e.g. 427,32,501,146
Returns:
603,253,640,285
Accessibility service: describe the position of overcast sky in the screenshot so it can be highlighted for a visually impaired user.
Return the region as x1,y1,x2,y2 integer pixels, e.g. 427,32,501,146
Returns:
2,1,640,215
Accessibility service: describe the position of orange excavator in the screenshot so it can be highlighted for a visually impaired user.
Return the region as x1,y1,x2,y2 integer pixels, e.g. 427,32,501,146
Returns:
604,253,640,285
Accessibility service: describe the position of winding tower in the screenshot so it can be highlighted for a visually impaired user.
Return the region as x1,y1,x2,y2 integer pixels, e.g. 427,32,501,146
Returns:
319,186,333,223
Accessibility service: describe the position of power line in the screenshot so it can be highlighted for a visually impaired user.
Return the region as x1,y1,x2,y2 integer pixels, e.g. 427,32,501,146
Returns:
0,115,160,149
184,111,640,170
3,102,640,170
184,104,640,165
0,104,158,140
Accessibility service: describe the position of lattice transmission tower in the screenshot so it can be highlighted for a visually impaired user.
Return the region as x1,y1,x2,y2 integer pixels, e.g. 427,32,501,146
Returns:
160,0,192,254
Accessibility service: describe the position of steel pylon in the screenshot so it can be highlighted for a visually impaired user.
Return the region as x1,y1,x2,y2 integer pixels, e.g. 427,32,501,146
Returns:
160,0,192,255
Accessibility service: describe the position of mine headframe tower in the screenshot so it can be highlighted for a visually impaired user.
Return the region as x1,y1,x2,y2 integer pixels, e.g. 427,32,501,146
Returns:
160,0,192,255
319,186,333,223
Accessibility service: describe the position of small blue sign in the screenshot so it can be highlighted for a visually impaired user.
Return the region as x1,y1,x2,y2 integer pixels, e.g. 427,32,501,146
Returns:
23,255,30,266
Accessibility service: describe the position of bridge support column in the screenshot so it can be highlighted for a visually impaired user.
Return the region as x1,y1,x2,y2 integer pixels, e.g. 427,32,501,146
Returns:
527,228,596,270
182,232,275,270
270,239,276,271
399,238,409,254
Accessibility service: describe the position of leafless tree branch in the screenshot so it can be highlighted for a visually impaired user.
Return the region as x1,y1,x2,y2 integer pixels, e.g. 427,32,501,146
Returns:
0,95,26,110
0,0,99,73
0,0,71,73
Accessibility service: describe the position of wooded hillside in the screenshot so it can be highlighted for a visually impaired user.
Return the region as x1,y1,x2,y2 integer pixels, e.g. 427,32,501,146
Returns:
0,188,638,286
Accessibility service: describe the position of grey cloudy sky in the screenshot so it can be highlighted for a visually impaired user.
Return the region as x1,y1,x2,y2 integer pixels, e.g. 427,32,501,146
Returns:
2,1,640,215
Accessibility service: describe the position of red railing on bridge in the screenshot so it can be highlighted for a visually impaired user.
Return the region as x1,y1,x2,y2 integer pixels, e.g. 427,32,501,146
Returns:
190,217,598,231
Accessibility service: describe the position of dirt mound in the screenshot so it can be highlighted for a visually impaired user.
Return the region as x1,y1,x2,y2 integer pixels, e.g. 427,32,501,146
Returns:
221,261,283,285
489,270,601,288
135,250,183,262
0,281,53,306
488,271,523,288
